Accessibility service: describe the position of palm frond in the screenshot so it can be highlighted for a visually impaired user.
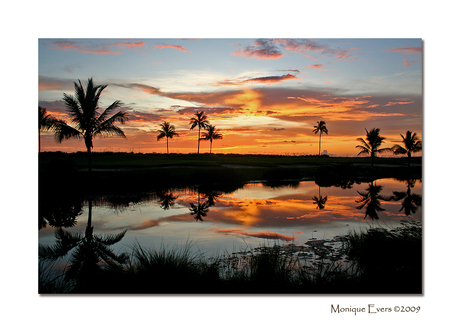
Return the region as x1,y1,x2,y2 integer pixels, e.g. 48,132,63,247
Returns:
157,131,166,140
95,230,127,246
54,122,82,142
392,144,407,155
94,125,126,138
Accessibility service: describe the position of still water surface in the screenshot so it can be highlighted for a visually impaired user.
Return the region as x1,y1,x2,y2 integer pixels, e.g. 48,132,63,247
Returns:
39,178,422,258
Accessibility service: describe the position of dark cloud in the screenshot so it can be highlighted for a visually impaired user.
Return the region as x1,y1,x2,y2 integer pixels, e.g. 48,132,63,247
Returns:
39,77,75,91
176,106,244,116
233,39,283,59
233,38,356,61
212,228,297,242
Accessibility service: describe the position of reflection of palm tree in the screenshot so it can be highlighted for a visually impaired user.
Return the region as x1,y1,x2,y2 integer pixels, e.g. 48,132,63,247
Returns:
39,194,83,230
390,179,422,215
391,131,422,167
189,111,209,154
202,189,221,207
55,78,129,172
356,128,391,166
189,191,209,221
156,191,178,210
200,125,223,154
39,106,64,152
312,186,328,209
312,120,328,155
157,121,179,154
355,182,390,220
39,200,128,285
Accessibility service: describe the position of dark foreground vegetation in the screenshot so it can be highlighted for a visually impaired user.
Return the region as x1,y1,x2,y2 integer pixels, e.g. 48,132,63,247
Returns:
39,220,421,294
39,152,422,195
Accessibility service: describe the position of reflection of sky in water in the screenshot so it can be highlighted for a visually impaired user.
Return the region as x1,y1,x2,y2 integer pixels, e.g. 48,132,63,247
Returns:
39,179,422,255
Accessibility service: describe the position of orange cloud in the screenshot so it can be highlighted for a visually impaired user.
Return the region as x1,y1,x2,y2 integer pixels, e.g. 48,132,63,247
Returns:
386,46,422,54
149,44,190,53
403,59,420,67
114,41,146,49
48,39,189,55
49,39,122,55
309,64,324,69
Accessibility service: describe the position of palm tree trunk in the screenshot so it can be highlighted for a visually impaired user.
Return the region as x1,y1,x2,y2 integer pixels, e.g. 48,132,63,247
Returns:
167,137,169,154
408,151,411,167
87,147,92,172
85,200,93,239
39,130,41,153
319,132,322,155
197,128,200,154
210,139,212,154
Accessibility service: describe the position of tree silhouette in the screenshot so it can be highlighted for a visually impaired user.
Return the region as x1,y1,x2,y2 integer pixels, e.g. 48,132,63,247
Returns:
312,186,328,209
355,182,391,220
157,121,179,154
312,120,328,156
155,190,178,210
39,200,128,288
55,78,129,172
39,106,64,152
189,190,210,221
391,131,422,167
356,128,391,166
189,111,209,154
389,179,422,215
200,124,223,154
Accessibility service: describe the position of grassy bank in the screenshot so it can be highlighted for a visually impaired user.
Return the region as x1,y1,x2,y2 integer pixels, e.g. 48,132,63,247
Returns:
39,221,422,294
39,152,422,195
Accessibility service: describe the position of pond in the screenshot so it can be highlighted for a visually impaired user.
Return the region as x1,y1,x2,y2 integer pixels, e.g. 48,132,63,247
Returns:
39,178,422,260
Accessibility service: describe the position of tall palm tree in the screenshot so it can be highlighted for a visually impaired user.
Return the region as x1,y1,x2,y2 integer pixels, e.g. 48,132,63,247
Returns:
356,128,391,166
39,106,64,152
200,125,223,154
157,121,179,154
391,131,422,167
55,78,129,172
312,120,328,155
189,111,209,154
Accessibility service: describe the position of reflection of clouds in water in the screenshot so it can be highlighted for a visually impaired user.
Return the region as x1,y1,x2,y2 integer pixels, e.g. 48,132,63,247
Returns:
79,179,421,236
212,228,297,242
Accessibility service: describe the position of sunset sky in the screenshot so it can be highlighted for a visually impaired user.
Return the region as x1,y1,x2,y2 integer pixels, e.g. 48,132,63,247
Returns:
38,38,422,156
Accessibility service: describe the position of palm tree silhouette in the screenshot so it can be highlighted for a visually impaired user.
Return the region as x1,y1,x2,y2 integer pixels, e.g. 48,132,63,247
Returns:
155,190,178,210
355,182,391,220
157,121,179,154
356,128,391,166
390,179,422,215
312,185,328,209
39,194,83,230
39,106,64,152
189,111,209,154
55,78,129,172
39,200,128,286
391,131,422,167
312,120,328,155
200,125,223,154
189,190,210,221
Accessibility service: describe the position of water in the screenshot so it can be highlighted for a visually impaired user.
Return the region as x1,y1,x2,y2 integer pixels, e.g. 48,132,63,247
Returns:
39,178,422,259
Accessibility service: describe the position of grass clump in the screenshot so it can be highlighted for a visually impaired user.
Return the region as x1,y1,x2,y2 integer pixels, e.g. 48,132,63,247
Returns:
39,222,422,294
344,220,422,293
